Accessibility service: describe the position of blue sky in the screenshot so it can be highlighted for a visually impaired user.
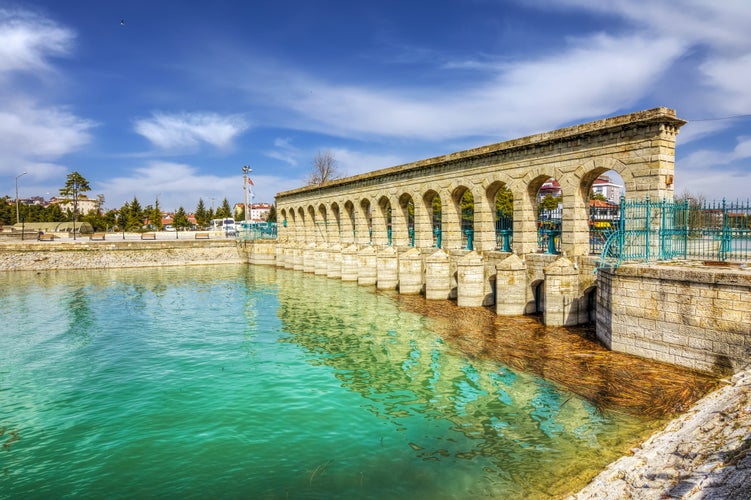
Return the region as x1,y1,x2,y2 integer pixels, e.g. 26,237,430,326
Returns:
1,0,750,212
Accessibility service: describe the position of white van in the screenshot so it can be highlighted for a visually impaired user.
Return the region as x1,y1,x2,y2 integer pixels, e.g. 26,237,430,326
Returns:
210,218,236,236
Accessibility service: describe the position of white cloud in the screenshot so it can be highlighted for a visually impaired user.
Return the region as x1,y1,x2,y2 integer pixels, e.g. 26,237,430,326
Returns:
134,112,249,151
0,8,74,76
549,0,751,52
676,136,751,200
0,8,91,188
0,98,94,176
700,54,751,114
97,161,296,210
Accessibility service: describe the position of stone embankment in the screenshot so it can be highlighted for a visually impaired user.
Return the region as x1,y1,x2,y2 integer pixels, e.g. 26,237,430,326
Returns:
571,368,751,499
0,237,245,271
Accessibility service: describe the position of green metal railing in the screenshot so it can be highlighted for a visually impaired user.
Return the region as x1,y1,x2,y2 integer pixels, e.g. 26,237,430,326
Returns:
598,197,751,271
537,208,561,254
495,214,513,252
236,222,278,241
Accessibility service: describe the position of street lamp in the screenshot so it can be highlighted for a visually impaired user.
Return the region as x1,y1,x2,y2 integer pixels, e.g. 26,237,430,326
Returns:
242,165,251,228
15,171,28,224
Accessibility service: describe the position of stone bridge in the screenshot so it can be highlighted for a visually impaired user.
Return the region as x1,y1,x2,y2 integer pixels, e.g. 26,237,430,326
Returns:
277,108,684,256
272,108,687,329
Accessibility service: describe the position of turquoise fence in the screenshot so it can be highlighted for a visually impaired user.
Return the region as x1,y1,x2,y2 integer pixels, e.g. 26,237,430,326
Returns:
236,222,278,241
599,197,751,270
495,213,513,252
538,208,561,254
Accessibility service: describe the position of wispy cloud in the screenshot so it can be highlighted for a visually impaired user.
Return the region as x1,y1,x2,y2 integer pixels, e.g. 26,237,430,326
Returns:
0,7,74,76
239,32,682,142
133,112,249,151
264,137,300,166
330,148,407,177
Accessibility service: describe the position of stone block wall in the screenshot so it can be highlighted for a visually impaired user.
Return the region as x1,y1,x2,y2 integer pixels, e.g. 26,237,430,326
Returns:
597,264,751,374
0,240,244,271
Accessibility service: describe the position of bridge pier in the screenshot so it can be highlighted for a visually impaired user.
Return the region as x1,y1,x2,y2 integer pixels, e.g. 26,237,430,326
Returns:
425,249,451,300
495,254,528,316
398,247,424,294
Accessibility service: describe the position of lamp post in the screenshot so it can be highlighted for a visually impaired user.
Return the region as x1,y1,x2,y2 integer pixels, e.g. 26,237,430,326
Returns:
242,165,251,228
15,171,28,224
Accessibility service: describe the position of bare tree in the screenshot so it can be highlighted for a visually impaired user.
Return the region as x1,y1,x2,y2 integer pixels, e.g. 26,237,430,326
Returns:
308,149,340,185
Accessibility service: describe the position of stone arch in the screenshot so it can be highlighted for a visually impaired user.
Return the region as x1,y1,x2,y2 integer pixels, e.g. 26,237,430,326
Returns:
574,158,632,198
342,200,356,245
582,285,597,323
574,158,629,202
396,192,415,247
279,208,290,240
530,278,545,315
307,205,318,244
443,185,471,250
329,202,341,244
374,195,392,246
358,198,372,245
483,180,513,252
559,158,629,255
297,207,307,243
525,173,561,255
316,203,328,244
421,189,442,248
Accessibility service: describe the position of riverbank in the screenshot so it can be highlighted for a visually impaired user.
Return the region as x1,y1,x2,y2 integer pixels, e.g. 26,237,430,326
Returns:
570,367,751,499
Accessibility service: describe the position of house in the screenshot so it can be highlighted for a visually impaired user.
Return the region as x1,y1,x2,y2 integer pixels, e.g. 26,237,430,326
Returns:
537,176,624,204
591,176,624,204
50,195,99,215
234,202,272,222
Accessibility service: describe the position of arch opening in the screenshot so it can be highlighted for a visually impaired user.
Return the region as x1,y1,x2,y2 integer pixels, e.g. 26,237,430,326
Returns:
425,192,442,248
378,196,392,246
492,184,513,252
458,190,474,250
535,177,562,254
586,170,625,255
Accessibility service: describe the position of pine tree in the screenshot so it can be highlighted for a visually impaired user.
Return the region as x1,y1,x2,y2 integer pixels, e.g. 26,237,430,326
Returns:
173,206,190,230
195,198,207,228
118,201,131,231
127,196,144,230
59,172,91,214
216,198,232,218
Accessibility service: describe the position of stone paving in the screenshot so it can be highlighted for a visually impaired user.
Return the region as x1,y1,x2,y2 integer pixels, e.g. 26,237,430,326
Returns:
571,368,751,499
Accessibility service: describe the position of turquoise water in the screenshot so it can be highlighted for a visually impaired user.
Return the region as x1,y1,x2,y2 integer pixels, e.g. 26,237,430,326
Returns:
1,265,652,499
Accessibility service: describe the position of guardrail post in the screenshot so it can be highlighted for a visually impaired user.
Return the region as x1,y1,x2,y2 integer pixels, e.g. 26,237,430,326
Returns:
720,198,730,261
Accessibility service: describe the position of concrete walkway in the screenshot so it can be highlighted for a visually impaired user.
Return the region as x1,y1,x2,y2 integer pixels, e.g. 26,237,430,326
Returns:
570,368,751,499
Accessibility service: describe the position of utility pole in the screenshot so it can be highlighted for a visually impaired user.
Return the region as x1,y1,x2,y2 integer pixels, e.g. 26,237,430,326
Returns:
15,171,28,224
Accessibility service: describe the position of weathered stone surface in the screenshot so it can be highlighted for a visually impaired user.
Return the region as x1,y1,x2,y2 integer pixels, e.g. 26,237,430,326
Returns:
571,368,751,500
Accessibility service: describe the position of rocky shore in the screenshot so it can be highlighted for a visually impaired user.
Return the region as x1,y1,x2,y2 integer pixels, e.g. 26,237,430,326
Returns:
571,368,751,499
